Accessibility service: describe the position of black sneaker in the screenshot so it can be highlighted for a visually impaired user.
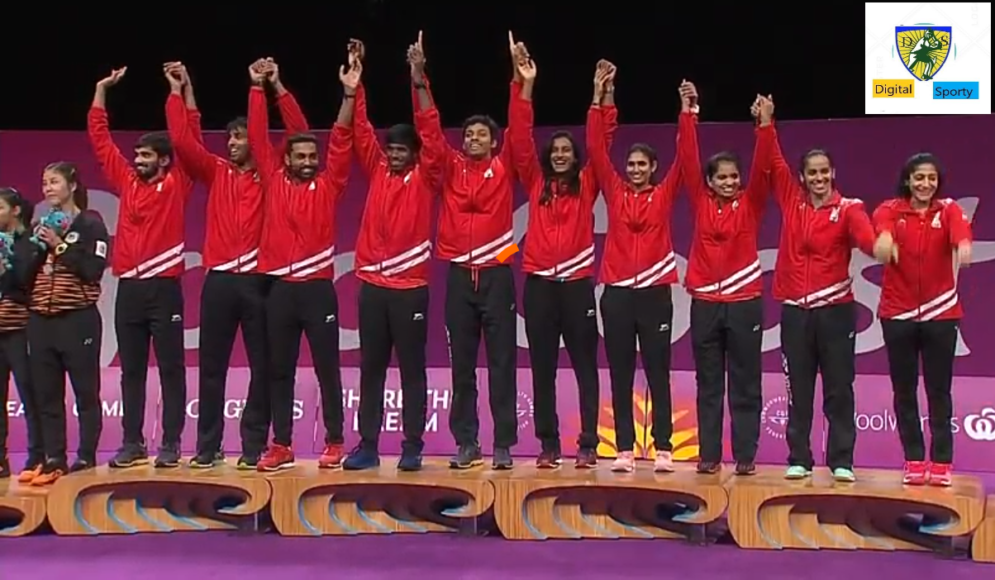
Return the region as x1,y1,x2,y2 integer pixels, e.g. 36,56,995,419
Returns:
70,457,96,473
236,454,259,470
154,445,181,468
189,451,225,469
492,447,513,470
735,461,757,476
0,456,10,479
397,449,423,472
697,461,721,474
109,443,149,468
449,444,484,469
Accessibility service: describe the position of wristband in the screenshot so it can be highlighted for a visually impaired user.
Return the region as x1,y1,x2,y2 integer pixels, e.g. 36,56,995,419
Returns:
412,82,427,89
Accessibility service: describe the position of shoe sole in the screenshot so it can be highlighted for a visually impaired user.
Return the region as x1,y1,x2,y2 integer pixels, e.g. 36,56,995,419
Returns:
654,467,675,473
492,463,514,470
342,463,379,471
109,458,150,468
257,462,296,472
784,474,811,480
449,458,485,470
611,466,635,473
236,463,258,471
154,461,181,469
318,462,344,469
397,465,423,472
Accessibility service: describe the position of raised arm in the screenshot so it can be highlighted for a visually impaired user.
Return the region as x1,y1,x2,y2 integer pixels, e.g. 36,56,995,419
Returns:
585,64,627,201
757,96,802,209
87,68,134,194
743,97,774,214
408,31,457,174
163,63,217,183
264,59,310,138
345,41,385,176
675,81,710,210
506,41,543,196
584,59,619,182
246,62,278,183
317,59,357,202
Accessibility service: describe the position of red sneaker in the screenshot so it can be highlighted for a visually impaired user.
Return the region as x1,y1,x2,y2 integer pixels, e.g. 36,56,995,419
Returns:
318,444,345,469
257,444,295,472
928,462,953,487
902,460,928,485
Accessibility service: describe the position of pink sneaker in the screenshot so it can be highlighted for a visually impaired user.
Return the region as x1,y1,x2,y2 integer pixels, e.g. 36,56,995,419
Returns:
654,451,674,472
611,451,635,473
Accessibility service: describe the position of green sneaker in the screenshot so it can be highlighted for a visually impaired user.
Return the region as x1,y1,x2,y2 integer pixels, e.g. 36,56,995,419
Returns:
785,465,812,480
833,467,856,482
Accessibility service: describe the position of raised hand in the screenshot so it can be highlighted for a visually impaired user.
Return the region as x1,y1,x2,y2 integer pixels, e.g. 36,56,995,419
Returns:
248,59,268,84
407,31,426,80
96,67,127,89
679,80,698,112
263,57,280,85
750,95,761,119
593,61,614,101
758,94,774,125
163,62,184,90
515,48,536,81
340,56,362,93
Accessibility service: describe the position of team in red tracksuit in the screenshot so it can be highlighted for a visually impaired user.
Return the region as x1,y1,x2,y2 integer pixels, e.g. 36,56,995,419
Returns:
164,78,308,469
344,75,446,470
509,69,617,468
764,117,878,481
586,98,681,473
678,103,771,475
87,79,191,469
436,80,520,471
247,80,354,472
873,177,972,486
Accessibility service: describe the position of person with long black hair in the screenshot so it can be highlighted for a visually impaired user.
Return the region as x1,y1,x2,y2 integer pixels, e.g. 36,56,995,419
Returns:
873,153,972,487
508,40,617,469
24,162,108,486
676,82,770,476
0,187,38,480
587,72,682,473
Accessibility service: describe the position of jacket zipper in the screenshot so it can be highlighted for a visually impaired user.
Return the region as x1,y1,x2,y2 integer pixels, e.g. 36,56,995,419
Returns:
801,204,813,306
553,194,562,280
916,213,925,319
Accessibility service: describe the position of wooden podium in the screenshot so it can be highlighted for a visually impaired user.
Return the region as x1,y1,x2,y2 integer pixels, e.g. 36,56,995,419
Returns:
973,495,995,563
267,460,494,536
0,479,48,537
491,461,730,541
727,466,986,551
44,464,271,534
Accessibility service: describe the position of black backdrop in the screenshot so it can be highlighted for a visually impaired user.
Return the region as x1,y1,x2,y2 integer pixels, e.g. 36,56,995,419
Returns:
4,2,870,131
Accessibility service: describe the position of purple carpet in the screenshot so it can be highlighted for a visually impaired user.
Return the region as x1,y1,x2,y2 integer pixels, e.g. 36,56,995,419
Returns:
0,533,985,579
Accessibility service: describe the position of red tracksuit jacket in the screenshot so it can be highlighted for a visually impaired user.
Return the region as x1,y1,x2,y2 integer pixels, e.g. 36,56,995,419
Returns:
509,89,617,281
679,112,770,302
434,83,520,269
353,81,446,290
765,124,876,308
165,90,309,274
247,86,352,282
88,106,192,278
586,105,681,288
873,197,972,321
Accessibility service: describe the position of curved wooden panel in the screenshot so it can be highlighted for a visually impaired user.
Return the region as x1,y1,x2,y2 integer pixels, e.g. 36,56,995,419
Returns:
0,479,48,537
972,495,995,563
727,467,986,551
46,464,271,535
491,462,730,540
267,460,495,536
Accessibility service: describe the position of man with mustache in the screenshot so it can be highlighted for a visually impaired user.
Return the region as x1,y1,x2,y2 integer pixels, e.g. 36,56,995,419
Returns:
88,67,191,469
163,59,309,470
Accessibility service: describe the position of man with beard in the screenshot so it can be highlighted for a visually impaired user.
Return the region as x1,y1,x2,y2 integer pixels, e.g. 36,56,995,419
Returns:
163,59,309,470
88,67,191,469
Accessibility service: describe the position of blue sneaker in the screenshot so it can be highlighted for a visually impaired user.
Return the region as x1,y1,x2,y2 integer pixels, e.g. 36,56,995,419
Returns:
397,450,423,472
342,446,380,471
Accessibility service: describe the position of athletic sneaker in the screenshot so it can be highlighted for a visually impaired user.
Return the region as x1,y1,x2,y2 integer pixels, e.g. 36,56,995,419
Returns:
611,451,636,473
30,460,66,486
697,461,721,474
318,444,346,469
575,448,598,469
343,447,380,471
449,444,484,470
735,462,757,476
492,448,513,470
189,451,225,469
154,445,182,468
928,462,953,487
902,461,928,485
535,450,562,469
236,454,259,470
832,467,856,482
784,465,812,480
397,450,423,472
0,457,9,479
257,444,295,472
654,451,675,472
70,457,96,473
109,443,149,468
